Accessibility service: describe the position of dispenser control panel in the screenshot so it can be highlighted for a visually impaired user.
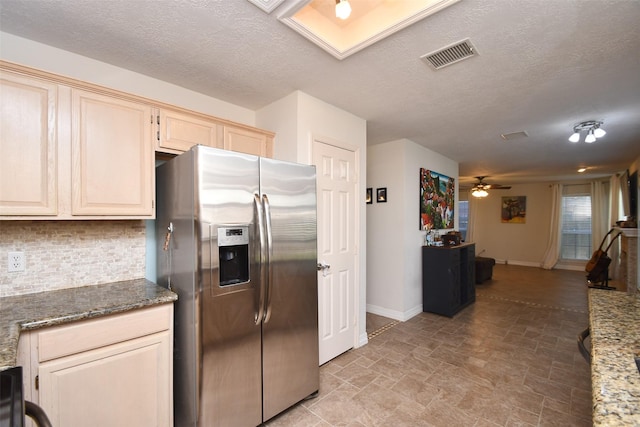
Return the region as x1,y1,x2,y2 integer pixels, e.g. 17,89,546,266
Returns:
218,226,249,247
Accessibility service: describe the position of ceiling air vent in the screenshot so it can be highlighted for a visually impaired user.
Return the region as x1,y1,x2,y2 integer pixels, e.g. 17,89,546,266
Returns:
501,131,529,141
421,39,478,70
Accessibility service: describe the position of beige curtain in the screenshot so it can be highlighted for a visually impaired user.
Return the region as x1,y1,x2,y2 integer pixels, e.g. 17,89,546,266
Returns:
541,184,562,269
591,180,610,251
608,174,623,279
466,190,478,248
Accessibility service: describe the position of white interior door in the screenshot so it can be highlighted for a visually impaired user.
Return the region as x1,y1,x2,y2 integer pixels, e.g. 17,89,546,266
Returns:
313,138,357,365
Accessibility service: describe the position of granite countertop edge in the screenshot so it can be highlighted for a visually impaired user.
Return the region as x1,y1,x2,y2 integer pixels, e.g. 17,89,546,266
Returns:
0,278,177,372
588,288,640,427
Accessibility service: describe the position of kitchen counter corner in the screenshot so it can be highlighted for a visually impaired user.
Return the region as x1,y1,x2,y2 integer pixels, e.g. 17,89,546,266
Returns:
588,288,640,426
0,279,177,371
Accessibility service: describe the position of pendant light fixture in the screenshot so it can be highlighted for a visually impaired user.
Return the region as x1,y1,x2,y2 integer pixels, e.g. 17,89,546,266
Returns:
569,120,606,143
335,0,352,20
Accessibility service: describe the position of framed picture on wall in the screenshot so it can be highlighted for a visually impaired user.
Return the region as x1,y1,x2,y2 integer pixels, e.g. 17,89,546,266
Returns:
376,188,387,203
419,168,455,230
366,188,372,204
501,196,526,223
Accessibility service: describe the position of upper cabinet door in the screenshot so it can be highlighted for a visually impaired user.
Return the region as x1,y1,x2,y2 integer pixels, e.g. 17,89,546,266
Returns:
156,108,220,154
0,72,58,215
223,126,274,158
71,90,154,217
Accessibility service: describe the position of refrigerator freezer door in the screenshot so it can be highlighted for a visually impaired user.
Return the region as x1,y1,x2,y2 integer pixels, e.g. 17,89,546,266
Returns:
259,158,319,421
196,147,263,427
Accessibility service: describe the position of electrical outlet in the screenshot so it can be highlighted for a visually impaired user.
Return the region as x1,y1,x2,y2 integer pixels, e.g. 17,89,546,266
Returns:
8,251,25,272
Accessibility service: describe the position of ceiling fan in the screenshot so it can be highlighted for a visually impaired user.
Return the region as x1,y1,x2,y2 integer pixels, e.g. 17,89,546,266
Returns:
470,176,511,198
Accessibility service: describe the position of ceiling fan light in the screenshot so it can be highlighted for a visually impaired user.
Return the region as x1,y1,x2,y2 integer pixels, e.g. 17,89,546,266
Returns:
335,0,351,20
585,131,596,143
471,188,488,198
568,132,580,143
593,127,606,138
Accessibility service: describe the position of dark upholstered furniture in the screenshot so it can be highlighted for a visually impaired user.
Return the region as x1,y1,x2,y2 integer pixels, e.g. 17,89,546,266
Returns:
475,257,495,284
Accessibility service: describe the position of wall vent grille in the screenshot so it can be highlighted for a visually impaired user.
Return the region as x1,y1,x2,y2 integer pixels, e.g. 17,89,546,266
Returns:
421,39,478,70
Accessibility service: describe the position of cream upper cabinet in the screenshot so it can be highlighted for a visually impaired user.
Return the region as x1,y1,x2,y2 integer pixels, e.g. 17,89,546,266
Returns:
71,89,154,216
0,60,275,220
156,107,221,154
155,107,275,159
0,71,58,216
223,125,274,158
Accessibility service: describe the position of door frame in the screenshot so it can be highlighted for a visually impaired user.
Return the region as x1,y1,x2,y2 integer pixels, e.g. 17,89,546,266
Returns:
309,133,364,352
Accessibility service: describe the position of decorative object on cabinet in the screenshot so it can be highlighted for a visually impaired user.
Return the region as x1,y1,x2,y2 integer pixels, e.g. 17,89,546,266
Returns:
422,243,476,317
366,188,372,204
376,187,387,203
419,168,455,230
501,196,526,223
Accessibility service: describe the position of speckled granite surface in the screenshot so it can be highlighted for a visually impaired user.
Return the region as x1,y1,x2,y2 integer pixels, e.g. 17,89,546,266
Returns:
588,288,640,426
0,278,177,371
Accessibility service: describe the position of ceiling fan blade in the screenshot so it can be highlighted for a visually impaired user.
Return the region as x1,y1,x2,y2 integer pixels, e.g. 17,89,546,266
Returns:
470,176,511,190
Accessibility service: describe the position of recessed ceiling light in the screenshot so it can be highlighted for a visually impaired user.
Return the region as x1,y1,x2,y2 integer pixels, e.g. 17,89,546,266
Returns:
578,167,587,173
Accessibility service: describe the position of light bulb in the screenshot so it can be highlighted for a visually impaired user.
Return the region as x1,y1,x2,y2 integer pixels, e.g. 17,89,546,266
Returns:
593,127,606,138
585,131,596,143
335,0,351,20
568,132,580,143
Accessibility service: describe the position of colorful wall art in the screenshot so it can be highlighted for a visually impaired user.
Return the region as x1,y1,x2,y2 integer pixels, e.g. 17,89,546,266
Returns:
419,168,455,230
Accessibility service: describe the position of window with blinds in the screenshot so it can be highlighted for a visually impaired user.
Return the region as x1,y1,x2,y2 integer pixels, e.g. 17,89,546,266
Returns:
458,200,469,241
560,184,592,260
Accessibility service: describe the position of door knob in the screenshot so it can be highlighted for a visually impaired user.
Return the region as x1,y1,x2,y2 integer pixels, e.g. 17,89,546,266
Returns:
317,261,330,271
317,261,330,276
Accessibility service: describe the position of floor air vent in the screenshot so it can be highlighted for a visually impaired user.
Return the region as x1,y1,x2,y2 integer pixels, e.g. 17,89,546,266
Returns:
421,39,478,70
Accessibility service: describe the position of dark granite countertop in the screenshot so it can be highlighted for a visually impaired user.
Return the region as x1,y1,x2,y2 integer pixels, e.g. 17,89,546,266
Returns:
0,279,177,371
588,288,640,426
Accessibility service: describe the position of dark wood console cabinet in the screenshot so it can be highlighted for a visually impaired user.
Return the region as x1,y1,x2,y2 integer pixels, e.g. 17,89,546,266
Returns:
422,243,476,317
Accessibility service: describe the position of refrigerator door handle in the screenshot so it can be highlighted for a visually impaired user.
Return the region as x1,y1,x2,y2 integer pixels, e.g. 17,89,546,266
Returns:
262,194,274,323
254,193,266,325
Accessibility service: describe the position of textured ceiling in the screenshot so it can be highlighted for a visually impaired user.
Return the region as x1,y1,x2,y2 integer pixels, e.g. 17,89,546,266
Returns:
1,0,639,187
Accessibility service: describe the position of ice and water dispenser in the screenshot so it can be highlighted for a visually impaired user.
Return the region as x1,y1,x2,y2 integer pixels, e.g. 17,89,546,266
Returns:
217,226,249,286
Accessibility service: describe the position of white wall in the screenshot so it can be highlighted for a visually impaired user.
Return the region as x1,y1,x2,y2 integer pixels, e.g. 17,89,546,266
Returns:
470,183,553,266
257,91,369,346
0,32,255,125
367,139,458,321
256,92,300,163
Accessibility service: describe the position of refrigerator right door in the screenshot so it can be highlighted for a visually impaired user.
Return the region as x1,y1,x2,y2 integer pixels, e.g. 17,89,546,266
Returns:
259,157,319,421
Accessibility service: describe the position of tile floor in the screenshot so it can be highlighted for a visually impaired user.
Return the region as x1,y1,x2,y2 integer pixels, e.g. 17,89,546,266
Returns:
266,264,593,426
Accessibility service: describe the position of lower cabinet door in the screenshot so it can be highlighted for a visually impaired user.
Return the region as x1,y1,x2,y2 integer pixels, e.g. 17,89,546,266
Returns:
38,331,171,427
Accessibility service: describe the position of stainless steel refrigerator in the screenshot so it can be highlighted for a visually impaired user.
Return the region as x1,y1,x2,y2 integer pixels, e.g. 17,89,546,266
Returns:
155,145,319,427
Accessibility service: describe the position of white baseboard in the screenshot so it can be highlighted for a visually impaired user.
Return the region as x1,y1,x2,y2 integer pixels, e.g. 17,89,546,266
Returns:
366,303,422,322
554,263,587,271
493,259,541,268
493,258,586,272
357,332,368,347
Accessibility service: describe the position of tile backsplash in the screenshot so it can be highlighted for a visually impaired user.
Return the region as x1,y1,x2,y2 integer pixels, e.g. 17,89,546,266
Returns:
0,221,146,297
